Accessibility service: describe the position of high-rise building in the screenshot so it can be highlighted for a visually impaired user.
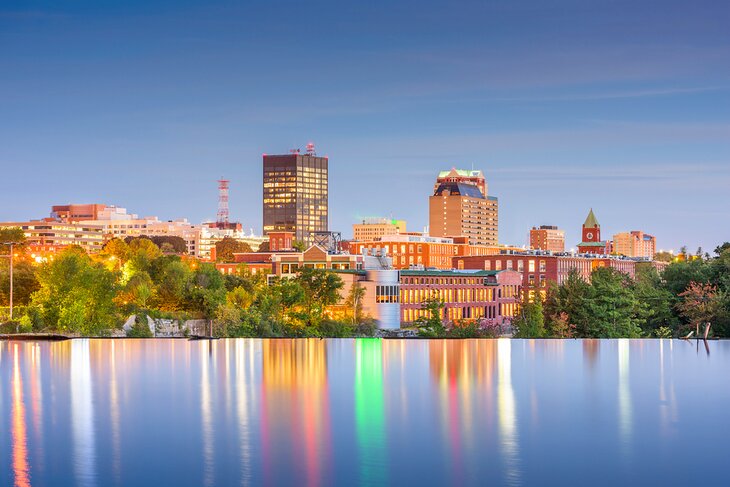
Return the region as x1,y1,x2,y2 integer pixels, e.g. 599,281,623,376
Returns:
577,209,611,254
352,218,406,241
613,231,656,259
263,147,328,244
428,168,498,246
530,225,565,252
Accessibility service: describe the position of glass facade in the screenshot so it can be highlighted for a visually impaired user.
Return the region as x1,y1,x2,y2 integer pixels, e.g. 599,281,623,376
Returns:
263,154,329,244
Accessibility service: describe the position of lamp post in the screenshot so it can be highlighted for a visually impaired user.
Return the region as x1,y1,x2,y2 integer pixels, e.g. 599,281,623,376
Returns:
1,242,13,324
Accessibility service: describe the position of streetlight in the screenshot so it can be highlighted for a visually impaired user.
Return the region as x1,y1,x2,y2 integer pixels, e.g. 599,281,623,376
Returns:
1,242,13,324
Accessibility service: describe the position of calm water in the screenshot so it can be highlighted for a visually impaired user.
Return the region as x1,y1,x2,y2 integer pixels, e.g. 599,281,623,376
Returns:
1,338,729,486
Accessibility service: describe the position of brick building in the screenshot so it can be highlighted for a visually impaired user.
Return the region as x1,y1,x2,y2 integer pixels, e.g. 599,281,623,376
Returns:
530,225,565,253
428,168,499,246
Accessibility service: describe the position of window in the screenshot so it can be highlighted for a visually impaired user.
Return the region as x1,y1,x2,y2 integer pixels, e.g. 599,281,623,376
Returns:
528,260,536,272
539,260,546,272
518,260,524,272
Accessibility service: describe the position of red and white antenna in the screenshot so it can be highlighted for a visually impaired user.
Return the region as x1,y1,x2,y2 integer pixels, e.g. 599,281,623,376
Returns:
216,179,230,226
306,142,316,156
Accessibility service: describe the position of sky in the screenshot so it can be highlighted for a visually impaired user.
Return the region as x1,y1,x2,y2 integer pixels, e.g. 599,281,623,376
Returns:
1,0,729,252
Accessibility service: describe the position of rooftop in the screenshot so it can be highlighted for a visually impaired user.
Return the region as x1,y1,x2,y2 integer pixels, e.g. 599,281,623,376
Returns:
433,182,485,199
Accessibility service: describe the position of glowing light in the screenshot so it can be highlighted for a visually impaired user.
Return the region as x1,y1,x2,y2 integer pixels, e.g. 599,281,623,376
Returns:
12,344,31,487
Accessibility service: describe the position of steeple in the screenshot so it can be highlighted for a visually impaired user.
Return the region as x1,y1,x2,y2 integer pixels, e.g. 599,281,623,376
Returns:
583,208,599,229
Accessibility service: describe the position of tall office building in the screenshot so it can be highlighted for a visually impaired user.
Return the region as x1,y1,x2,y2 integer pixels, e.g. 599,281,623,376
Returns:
428,168,498,246
530,225,565,252
613,230,656,259
263,146,328,244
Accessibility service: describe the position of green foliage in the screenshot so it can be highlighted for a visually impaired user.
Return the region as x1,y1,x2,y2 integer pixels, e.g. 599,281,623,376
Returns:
126,314,153,338
513,293,546,338
295,268,344,327
0,260,39,306
31,247,119,335
654,326,673,338
0,227,27,251
415,296,446,337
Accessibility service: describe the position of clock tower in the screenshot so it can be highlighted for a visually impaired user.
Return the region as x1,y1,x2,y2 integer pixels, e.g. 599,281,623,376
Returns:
582,208,600,243
577,208,610,254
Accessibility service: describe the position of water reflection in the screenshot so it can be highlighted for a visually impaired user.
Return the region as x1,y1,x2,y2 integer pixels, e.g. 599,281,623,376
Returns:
2,338,729,486
235,339,254,485
497,339,521,486
617,339,632,460
12,344,31,487
70,340,96,487
109,341,121,485
200,342,215,487
355,339,386,486
261,339,331,486
428,340,498,482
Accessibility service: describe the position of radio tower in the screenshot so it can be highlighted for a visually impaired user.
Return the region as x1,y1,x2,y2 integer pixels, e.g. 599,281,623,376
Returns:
216,179,230,227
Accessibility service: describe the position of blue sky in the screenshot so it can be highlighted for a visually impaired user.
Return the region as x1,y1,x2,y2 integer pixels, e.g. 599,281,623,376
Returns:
1,0,728,251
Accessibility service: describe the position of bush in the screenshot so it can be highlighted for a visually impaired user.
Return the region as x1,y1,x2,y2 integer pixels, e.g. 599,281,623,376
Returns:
654,326,673,338
353,317,377,337
126,315,153,338
318,319,353,338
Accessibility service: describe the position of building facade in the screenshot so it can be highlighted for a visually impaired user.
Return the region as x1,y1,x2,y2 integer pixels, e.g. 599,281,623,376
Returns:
613,231,656,259
352,218,406,241
349,234,509,270
0,221,105,253
530,225,565,253
454,251,637,298
263,150,328,244
428,168,498,246
51,204,135,222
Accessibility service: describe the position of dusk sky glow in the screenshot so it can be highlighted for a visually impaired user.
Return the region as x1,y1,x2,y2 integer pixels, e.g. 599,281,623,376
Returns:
1,0,728,250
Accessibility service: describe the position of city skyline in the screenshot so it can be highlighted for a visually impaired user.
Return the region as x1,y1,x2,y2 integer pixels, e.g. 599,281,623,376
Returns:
2,0,729,251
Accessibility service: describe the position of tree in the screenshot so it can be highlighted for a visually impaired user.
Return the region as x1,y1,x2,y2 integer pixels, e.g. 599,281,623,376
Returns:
153,260,191,311
185,263,227,320
117,271,155,308
215,237,253,263
513,292,545,338
544,270,592,336
344,282,366,324
583,267,643,338
677,281,724,336
295,268,344,327
257,241,270,252
415,296,446,337
126,238,163,276
148,235,187,254
714,242,730,257
0,227,27,252
654,251,675,263
0,261,39,306
293,240,307,252
31,247,118,334
633,263,679,335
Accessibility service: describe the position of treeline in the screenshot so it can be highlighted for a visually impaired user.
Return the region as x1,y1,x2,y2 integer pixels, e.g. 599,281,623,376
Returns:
3,227,730,339
513,243,730,338
0,232,372,337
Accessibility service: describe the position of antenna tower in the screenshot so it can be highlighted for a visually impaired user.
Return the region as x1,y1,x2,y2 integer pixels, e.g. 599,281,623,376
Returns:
217,179,230,226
